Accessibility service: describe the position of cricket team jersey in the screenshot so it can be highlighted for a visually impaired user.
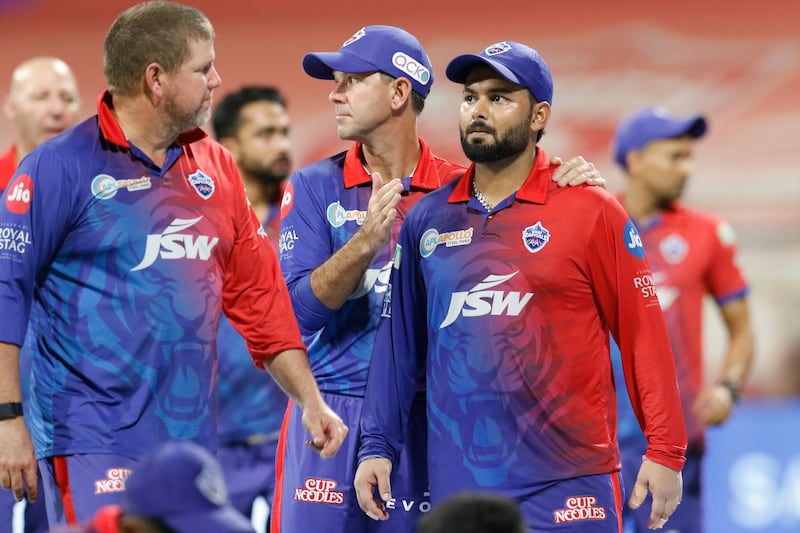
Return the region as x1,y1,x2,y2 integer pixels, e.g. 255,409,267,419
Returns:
217,209,288,444
278,138,464,396
615,199,748,445
359,148,687,500
0,91,303,460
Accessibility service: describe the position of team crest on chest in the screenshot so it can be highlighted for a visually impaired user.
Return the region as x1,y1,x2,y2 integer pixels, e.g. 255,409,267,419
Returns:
522,221,550,253
659,233,688,264
188,169,215,200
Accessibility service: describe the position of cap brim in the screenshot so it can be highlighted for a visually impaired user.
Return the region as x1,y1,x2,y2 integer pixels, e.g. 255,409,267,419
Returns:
302,51,381,80
680,116,707,139
165,506,255,533
445,54,524,88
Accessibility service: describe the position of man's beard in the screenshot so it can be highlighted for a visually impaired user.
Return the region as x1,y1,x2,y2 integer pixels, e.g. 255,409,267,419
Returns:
460,115,532,163
163,96,209,135
251,169,288,187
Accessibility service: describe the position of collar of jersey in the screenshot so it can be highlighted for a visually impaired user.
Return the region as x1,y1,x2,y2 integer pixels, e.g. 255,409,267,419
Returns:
343,137,442,192
97,91,207,148
448,147,554,205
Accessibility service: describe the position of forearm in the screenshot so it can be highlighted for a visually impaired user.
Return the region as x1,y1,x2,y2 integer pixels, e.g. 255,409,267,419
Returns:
0,342,22,403
262,348,325,410
309,229,381,310
718,299,755,386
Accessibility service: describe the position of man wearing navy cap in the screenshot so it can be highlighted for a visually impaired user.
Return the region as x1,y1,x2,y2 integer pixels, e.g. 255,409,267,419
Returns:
48,441,255,533
611,108,754,533
355,41,688,531
275,26,606,533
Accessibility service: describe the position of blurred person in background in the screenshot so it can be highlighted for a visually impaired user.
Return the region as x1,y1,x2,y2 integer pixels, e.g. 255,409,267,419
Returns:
0,55,82,533
2,56,81,190
211,86,292,531
47,440,254,533
416,492,526,533
611,107,755,533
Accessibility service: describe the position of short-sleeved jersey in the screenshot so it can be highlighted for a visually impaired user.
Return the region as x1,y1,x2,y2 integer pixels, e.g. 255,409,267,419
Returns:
217,209,288,444
616,199,748,444
359,148,687,499
278,139,464,396
0,145,16,191
0,92,303,459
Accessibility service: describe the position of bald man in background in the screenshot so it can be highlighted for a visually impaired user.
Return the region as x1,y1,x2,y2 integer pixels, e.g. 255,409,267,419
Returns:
0,56,81,533
1,56,82,190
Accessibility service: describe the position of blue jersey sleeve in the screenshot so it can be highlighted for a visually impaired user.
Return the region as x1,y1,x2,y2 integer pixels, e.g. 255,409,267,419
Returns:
358,216,427,464
279,169,338,335
0,145,76,345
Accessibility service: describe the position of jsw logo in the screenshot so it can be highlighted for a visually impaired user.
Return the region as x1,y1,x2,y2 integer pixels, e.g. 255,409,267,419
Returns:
131,216,219,271
349,260,392,300
439,271,534,329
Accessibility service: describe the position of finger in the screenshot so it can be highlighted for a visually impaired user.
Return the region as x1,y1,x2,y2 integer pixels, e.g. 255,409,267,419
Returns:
628,479,648,510
10,470,24,502
549,156,563,166
319,420,348,459
356,474,388,521
377,472,392,505
23,463,37,503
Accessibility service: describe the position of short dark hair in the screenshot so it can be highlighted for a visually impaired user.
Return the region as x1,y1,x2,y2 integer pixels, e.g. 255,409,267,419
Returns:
212,86,287,140
417,492,526,533
378,73,426,114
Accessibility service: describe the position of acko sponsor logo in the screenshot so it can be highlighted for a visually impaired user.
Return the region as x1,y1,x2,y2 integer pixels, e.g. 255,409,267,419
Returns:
624,220,645,258
439,271,534,329
187,169,215,200
522,221,551,253
553,495,606,524
392,52,431,86
294,478,345,505
327,202,366,227
94,467,132,495
91,174,152,200
0,223,32,256
419,227,473,258
5,174,33,214
131,216,219,271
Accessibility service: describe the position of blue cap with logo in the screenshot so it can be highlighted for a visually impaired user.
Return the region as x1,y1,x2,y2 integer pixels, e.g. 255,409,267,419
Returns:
303,25,434,98
613,107,707,168
122,441,254,533
445,41,554,104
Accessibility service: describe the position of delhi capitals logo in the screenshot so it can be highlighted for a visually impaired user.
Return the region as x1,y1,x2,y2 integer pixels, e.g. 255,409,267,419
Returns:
522,221,550,253
188,170,215,200
485,42,512,56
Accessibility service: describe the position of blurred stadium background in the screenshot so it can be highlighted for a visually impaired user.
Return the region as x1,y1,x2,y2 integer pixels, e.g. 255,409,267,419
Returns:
1,0,798,531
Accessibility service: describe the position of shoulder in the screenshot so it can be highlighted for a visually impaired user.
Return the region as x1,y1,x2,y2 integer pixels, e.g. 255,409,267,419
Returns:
291,150,347,185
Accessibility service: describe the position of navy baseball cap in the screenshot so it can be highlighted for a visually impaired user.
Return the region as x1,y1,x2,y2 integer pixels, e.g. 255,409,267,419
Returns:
303,25,434,98
445,41,553,104
122,441,254,533
613,107,707,167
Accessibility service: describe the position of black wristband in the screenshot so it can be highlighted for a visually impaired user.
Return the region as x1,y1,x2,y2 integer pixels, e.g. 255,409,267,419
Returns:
720,380,742,403
0,402,23,420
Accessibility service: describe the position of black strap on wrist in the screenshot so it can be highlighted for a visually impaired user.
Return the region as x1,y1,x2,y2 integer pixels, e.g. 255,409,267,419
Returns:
0,402,23,420
720,380,742,403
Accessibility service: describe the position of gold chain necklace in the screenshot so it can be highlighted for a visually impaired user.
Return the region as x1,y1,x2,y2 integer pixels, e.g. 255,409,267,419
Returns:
472,179,494,211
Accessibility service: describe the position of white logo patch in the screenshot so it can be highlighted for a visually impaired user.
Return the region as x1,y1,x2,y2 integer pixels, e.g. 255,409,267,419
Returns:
439,271,534,329
131,216,219,271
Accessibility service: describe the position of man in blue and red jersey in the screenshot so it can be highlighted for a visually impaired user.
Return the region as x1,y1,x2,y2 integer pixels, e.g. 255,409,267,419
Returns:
0,55,83,533
610,108,754,533
211,86,293,529
0,2,346,529
275,26,605,533
355,41,688,532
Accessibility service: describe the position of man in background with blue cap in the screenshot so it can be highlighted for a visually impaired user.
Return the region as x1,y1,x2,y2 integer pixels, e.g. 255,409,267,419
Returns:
48,440,255,532
611,108,754,533
275,26,606,533
355,41,688,532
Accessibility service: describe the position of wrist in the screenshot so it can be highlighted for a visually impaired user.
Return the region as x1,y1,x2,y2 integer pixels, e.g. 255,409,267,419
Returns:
719,379,742,403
